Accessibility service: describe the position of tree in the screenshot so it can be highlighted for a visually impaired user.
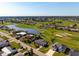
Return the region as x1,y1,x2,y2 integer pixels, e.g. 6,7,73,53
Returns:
29,48,33,56
27,40,32,44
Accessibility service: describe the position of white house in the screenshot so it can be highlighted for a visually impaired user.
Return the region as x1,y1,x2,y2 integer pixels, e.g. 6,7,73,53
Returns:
1,47,17,56
16,32,27,36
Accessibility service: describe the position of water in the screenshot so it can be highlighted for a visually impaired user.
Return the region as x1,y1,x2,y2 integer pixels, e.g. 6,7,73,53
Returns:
7,24,39,34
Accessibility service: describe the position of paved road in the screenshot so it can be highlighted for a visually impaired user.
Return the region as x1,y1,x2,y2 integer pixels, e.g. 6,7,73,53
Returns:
0,32,47,56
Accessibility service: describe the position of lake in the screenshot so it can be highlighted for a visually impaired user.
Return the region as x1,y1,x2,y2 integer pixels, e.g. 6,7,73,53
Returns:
7,24,39,34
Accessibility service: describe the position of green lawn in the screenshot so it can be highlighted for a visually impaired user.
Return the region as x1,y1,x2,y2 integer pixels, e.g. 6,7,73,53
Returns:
1,36,8,40
54,35,79,51
10,41,21,49
0,22,12,25
16,23,38,29
20,48,27,53
39,46,50,53
62,21,75,26
53,52,66,56
15,21,79,52
40,28,55,44
29,42,39,48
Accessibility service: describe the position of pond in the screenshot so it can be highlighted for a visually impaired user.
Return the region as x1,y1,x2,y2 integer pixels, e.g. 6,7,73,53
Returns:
7,23,39,34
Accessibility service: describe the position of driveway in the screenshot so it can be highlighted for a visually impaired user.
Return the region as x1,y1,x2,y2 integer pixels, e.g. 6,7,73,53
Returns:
45,49,55,56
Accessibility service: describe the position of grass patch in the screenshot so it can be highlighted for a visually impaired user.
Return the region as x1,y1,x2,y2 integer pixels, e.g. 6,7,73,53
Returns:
0,22,12,25
53,52,66,56
16,23,37,29
39,46,49,53
55,37,79,51
10,41,21,49
20,48,27,53
1,36,8,40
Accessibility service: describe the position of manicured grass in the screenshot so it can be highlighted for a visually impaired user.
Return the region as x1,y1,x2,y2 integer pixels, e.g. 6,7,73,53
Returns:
0,22,12,25
29,42,38,48
15,21,79,52
0,29,9,34
10,41,21,49
39,46,50,53
1,36,8,40
20,48,27,53
53,52,66,56
0,33,8,40
40,29,54,44
62,21,75,26
54,36,79,51
52,29,79,51
16,23,37,29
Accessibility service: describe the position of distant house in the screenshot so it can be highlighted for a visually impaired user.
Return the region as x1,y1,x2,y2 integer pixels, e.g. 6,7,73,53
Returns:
34,39,48,47
69,24,77,28
69,49,79,56
52,43,67,52
1,47,17,56
56,26,65,30
0,26,9,30
15,32,27,39
47,24,55,28
16,32,27,36
69,28,79,32
56,26,69,30
0,40,9,48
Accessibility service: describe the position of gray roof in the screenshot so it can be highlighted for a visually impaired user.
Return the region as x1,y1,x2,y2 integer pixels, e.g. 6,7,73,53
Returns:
69,49,79,56
34,39,48,46
53,43,67,52
0,40,9,48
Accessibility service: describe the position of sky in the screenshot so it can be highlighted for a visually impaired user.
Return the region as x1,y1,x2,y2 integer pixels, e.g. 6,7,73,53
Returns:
0,2,79,16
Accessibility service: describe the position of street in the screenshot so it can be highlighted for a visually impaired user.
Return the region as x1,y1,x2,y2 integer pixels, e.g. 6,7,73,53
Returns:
0,31,47,56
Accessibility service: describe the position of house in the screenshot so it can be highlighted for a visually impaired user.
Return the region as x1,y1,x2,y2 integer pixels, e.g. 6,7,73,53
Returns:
0,40,9,48
52,42,67,52
1,47,17,56
56,26,69,30
16,32,27,36
34,39,48,47
69,28,79,32
0,26,9,30
47,24,55,28
56,26,65,30
69,24,77,28
15,32,27,39
69,49,79,56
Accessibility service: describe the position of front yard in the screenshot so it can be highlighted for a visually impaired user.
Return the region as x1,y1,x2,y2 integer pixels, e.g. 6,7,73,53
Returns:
53,52,66,56
10,41,21,49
